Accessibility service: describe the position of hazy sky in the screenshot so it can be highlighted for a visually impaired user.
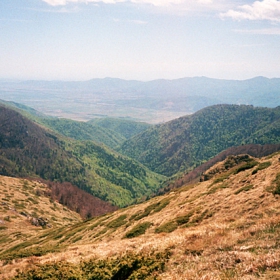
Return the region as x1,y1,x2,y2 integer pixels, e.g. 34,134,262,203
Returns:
1,0,280,81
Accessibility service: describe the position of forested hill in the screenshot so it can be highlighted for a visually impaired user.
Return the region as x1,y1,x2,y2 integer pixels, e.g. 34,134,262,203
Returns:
87,118,151,140
38,117,150,149
0,105,165,207
119,104,280,177
0,99,151,149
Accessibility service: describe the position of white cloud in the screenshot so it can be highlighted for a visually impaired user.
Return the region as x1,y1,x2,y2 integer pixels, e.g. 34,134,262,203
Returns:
197,0,213,3
42,0,213,7
234,27,280,35
221,0,280,22
42,0,124,5
113,18,148,24
43,0,67,5
131,0,185,5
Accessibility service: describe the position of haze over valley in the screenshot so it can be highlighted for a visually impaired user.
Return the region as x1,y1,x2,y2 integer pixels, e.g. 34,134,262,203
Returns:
1,76,280,123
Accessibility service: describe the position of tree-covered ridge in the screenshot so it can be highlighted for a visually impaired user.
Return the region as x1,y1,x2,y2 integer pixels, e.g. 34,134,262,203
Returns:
88,117,151,141
0,99,45,118
0,100,151,149
0,105,165,207
40,117,150,149
39,118,126,149
67,140,165,205
119,104,280,176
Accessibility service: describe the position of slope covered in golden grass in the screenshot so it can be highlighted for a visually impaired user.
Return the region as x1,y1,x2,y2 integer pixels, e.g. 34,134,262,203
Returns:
0,177,82,278
1,152,280,279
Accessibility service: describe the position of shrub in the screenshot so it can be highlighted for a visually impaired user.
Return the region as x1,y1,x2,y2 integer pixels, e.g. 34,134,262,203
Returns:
130,198,171,221
234,160,258,174
27,197,39,204
175,212,194,225
207,183,228,194
13,252,166,279
252,161,272,175
212,174,230,184
234,184,254,195
0,243,61,261
3,216,10,222
88,220,103,230
93,228,108,238
190,209,213,224
124,222,153,238
13,262,83,280
106,214,127,228
155,211,195,234
155,221,177,233
272,173,280,195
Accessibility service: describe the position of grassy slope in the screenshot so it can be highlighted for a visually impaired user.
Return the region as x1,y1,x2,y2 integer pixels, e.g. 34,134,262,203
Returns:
119,104,280,176
0,177,82,263
0,105,165,207
160,143,280,193
1,152,280,279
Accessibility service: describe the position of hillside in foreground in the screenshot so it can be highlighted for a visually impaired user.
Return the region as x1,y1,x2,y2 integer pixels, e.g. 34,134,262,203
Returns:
1,152,280,279
0,177,82,262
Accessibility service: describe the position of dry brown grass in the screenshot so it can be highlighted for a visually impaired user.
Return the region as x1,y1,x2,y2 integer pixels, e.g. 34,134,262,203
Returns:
0,177,81,255
1,153,280,279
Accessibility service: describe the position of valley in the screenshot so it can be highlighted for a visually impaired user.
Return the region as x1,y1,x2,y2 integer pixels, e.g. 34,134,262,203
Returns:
1,76,280,123
0,152,280,279
2,0,280,277
0,104,165,207
0,88,280,279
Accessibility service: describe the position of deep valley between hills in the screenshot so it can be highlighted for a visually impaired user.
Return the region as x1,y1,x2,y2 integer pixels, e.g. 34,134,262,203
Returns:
0,97,280,279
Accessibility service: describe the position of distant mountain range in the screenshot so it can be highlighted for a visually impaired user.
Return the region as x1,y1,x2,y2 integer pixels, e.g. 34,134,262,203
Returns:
0,76,279,123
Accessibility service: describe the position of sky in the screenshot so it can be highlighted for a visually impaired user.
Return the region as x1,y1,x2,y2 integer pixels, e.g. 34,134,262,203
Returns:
1,0,280,81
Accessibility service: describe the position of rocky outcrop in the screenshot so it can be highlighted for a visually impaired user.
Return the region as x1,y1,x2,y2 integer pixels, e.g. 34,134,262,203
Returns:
30,217,51,228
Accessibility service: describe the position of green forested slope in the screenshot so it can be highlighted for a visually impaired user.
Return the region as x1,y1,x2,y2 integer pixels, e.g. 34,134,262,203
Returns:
0,100,151,149
40,117,150,149
88,117,151,140
0,105,165,206
119,104,280,176
39,118,126,149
